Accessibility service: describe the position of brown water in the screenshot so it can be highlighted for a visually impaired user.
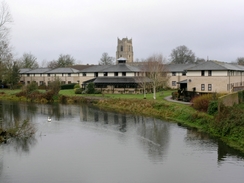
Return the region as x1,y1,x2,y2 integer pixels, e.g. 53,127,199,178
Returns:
0,101,244,183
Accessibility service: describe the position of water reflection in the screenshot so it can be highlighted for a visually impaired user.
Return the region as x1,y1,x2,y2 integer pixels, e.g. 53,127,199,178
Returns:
184,127,244,162
0,100,244,165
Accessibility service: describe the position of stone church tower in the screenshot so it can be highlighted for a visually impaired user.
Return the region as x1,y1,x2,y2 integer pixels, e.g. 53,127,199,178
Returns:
116,37,133,64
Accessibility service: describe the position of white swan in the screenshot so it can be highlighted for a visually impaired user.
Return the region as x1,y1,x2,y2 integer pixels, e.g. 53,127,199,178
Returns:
47,117,51,122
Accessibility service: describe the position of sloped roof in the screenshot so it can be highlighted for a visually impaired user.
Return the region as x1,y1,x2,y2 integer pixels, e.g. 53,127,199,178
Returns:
166,64,196,72
187,61,244,71
80,65,111,72
70,64,95,71
46,68,79,73
19,68,31,73
26,68,51,73
80,64,140,73
102,64,140,72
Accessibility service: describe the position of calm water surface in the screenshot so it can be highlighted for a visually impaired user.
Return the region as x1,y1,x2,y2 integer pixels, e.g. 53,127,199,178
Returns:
0,101,244,183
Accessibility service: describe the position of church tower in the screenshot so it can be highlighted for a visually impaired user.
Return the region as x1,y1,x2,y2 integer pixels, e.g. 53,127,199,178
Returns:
116,37,133,64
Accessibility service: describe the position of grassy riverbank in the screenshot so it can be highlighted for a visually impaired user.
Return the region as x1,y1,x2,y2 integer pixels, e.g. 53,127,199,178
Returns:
94,97,244,153
0,89,244,152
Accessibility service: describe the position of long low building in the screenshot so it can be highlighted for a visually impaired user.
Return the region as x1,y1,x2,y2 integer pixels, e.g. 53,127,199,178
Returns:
20,59,244,94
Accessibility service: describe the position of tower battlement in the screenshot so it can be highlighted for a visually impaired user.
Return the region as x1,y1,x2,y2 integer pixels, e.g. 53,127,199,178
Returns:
116,37,133,64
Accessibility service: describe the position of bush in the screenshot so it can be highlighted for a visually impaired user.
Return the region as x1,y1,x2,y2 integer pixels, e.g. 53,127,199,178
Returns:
61,83,76,90
94,90,102,94
87,83,95,94
192,94,213,112
207,100,218,115
74,83,80,89
26,81,38,93
74,88,82,94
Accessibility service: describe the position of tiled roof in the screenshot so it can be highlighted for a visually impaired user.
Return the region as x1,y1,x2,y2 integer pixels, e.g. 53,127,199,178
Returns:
187,61,244,71
80,64,140,73
70,65,95,71
46,68,79,73
80,65,111,72
26,68,51,73
166,64,196,72
19,68,31,73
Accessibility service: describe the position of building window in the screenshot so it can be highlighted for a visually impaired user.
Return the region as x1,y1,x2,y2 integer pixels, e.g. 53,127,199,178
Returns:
182,72,186,76
68,81,71,84
103,72,108,76
27,74,30,77
201,84,205,91
114,72,118,76
121,46,123,51
61,81,65,84
40,81,43,85
172,81,176,86
129,46,130,51
27,81,30,84
82,73,86,76
208,70,212,76
68,73,71,77
208,84,212,91
40,74,42,76
94,72,98,77
201,70,205,76
122,72,126,76
172,72,176,76
48,73,50,77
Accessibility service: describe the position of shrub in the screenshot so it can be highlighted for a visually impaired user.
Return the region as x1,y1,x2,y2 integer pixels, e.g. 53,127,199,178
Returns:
38,84,47,90
207,100,218,115
94,89,102,94
74,88,82,94
26,81,38,93
61,83,76,90
74,83,80,89
192,94,213,112
87,83,95,94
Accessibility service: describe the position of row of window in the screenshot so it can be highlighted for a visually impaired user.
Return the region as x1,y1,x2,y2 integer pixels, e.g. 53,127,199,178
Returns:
24,72,129,77
171,81,212,91
25,73,72,77
201,84,212,91
25,80,72,85
172,71,212,76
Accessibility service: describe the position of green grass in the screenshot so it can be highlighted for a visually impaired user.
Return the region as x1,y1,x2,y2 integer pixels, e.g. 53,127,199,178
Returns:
59,89,175,101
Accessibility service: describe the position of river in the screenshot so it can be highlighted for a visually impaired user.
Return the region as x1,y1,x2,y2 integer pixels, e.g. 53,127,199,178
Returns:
0,101,244,183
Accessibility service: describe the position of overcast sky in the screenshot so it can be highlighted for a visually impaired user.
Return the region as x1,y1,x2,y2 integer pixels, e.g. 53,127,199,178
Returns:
7,0,244,65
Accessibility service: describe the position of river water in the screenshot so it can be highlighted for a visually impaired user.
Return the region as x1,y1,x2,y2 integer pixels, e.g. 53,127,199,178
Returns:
0,101,244,183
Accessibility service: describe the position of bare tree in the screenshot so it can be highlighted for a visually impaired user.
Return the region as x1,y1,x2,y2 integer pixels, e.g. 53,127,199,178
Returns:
170,45,195,64
99,52,115,65
18,52,39,69
57,54,75,67
0,1,12,41
0,2,13,84
143,54,169,99
237,57,244,66
47,60,59,69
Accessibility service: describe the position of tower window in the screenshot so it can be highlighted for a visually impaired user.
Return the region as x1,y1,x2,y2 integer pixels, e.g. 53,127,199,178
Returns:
121,46,123,51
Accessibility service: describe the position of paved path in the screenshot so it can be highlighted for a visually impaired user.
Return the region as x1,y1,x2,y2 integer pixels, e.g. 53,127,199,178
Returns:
164,96,192,105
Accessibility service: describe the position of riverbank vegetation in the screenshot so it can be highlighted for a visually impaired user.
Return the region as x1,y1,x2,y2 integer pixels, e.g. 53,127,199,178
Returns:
0,119,36,143
0,88,244,152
